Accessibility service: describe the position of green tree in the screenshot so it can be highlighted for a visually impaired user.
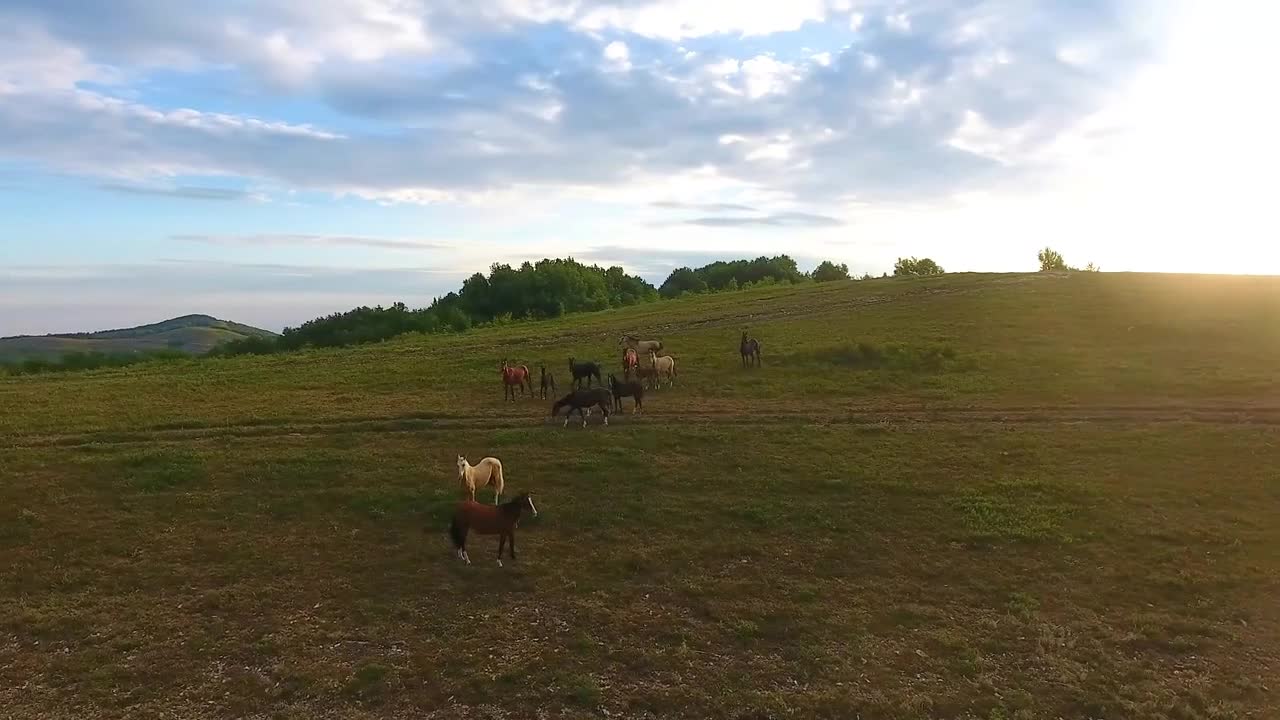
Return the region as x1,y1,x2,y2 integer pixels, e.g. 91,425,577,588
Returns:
893,257,944,277
812,260,850,282
1038,247,1068,272
659,267,709,298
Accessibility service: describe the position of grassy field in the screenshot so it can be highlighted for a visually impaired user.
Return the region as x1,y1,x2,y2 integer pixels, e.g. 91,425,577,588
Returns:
2,272,1278,719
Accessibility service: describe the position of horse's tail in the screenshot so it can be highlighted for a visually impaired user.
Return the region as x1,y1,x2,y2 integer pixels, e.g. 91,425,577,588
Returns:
448,514,466,551
490,461,504,492
672,358,677,376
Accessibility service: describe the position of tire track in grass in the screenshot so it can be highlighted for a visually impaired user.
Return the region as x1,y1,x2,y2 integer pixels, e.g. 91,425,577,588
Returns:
6,405,1280,450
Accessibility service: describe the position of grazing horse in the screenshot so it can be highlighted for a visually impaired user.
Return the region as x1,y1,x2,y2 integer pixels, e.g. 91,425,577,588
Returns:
740,331,762,368
551,388,613,427
608,373,645,413
500,360,532,401
449,492,538,566
649,350,677,388
568,357,602,388
622,348,639,379
539,364,557,400
457,455,505,504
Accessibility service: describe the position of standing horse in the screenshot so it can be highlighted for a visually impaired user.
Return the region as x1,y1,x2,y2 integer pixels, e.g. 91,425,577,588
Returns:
740,331,762,368
539,364,557,400
608,373,645,413
568,357,602,388
622,348,639,379
633,365,659,390
551,388,613,427
649,350,677,388
500,361,532,401
620,335,664,354
457,455,505,504
449,492,538,566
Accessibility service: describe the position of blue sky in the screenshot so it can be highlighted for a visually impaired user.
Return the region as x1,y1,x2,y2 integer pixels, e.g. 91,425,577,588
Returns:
1,0,1274,335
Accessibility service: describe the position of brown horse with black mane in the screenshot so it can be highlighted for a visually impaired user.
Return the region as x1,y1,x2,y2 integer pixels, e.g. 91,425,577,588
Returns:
740,331,762,368
449,492,538,566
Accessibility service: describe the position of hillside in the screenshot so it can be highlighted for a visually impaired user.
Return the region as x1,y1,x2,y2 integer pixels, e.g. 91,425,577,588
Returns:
1,272,1278,719
0,313,277,362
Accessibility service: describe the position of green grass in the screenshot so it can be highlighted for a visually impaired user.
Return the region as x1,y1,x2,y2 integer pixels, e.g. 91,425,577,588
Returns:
1,272,1278,719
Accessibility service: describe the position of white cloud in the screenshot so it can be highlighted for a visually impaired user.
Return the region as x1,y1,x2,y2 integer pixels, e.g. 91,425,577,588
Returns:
602,40,631,70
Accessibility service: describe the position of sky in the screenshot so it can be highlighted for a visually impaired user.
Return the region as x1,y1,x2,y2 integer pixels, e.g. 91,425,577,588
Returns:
1,0,1276,336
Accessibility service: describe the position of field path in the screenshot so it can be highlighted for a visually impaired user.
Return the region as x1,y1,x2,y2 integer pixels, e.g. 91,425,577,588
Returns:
8,403,1280,449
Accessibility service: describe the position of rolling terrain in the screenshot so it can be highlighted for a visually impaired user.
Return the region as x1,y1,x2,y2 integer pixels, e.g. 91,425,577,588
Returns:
1,272,1278,719
0,314,276,362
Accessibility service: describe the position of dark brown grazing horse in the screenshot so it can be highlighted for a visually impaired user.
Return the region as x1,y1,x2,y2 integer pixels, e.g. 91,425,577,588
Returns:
608,373,644,413
539,364,557,400
622,348,639,379
501,360,532,401
551,388,612,427
740,331,762,368
449,492,538,566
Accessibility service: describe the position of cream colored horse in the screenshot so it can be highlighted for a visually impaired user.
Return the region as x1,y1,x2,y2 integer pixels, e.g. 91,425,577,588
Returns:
648,350,676,388
457,455,505,504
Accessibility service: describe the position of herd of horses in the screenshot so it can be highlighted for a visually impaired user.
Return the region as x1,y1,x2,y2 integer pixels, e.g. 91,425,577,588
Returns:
451,329,763,565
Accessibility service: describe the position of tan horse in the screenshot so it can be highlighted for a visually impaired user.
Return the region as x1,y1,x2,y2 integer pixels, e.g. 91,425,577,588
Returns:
457,455,505,504
648,350,676,388
620,335,664,354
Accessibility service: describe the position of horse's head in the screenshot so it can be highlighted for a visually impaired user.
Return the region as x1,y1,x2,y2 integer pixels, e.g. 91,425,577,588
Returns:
456,455,467,474
517,492,538,518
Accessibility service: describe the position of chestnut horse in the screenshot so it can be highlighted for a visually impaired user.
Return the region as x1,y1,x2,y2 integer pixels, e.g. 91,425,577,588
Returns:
449,492,538,566
740,331,762,368
500,360,532,401
622,348,639,379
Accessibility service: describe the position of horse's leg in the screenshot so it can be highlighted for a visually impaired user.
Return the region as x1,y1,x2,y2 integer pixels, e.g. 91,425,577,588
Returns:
508,531,516,560
497,532,506,565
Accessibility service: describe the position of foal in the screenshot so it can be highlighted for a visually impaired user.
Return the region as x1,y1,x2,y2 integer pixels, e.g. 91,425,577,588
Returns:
608,373,644,413
449,492,538,566
539,364,557,400
740,331,762,368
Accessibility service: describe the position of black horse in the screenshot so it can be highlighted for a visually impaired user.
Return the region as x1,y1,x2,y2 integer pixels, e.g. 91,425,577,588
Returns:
551,388,612,427
740,331,762,368
568,357,602,388
608,373,644,414
539,364,557,400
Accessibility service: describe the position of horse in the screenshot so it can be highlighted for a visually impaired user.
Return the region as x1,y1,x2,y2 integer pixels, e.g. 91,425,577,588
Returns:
457,455,505,504
608,373,645,414
622,348,639,379
568,357,602,388
620,335,664,354
551,388,613,427
449,492,538,567
649,350,677,388
500,360,532,401
633,365,660,390
740,331,762,368
539,364,557,400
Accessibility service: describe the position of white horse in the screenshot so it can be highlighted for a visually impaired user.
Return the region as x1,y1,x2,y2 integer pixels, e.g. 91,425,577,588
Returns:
620,334,664,354
648,350,676,388
457,455,505,505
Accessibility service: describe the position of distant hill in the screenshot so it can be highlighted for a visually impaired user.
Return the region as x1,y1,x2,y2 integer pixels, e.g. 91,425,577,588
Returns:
0,315,278,362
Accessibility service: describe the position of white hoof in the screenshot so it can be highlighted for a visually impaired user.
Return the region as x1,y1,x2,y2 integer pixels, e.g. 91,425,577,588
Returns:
497,560,504,568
